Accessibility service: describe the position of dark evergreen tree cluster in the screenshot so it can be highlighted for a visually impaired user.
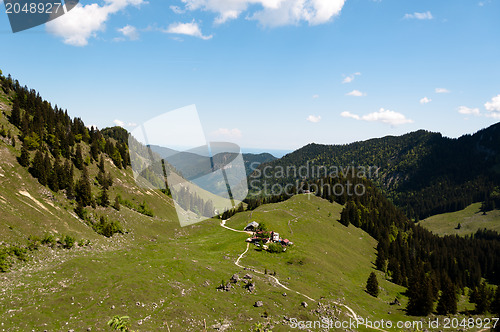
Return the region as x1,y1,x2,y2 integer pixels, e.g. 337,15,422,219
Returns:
0,71,134,219
249,124,500,219
244,192,294,211
96,156,113,207
469,281,499,314
481,186,500,212
313,174,500,316
219,203,244,220
173,186,215,217
436,275,458,315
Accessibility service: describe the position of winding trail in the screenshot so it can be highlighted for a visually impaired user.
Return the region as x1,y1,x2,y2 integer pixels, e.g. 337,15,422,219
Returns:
220,219,388,332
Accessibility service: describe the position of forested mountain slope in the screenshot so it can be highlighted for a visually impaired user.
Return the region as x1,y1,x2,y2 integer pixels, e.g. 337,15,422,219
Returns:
252,125,500,219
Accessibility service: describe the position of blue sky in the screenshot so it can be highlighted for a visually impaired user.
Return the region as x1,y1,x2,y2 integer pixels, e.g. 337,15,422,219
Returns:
1,0,500,152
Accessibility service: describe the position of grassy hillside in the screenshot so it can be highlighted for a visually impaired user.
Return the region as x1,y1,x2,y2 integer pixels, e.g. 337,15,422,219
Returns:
2,194,489,331
0,194,403,331
1,72,497,331
418,203,500,236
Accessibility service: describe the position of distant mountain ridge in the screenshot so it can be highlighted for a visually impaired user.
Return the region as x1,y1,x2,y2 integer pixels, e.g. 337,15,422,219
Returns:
252,124,500,219
148,144,276,179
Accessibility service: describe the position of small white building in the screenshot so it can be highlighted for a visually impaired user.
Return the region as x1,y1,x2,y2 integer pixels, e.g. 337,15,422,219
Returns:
244,221,259,231
272,232,280,242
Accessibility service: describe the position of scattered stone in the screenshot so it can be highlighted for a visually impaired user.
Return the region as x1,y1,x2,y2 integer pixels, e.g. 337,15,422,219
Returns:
254,301,263,307
203,280,211,287
247,282,255,293
223,256,230,260
282,293,287,297
87,328,92,331
211,320,231,331
136,302,141,306
217,282,233,292
111,305,115,309
301,301,308,308
243,273,253,279
230,274,239,283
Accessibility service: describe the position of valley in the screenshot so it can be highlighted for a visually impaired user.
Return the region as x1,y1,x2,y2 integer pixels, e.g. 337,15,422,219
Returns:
0,71,499,331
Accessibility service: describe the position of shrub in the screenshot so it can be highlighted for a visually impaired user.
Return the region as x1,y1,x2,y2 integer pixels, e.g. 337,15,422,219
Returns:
93,216,123,237
41,233,56,248
27,235,41,250
137,201,153,217
267,242,285,253
62,235,75,249
0,244,28,272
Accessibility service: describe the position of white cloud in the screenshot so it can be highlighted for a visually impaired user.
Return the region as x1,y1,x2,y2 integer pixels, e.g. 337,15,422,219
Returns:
435,88,450,94
346,90,366,97
342,72,361,84
181,0,345,26
163,21,212,40
485,94,500,118
117,25,139,40
341,108,413,126
113,119,125,126
306,115,321,123
404,11,433,20
485,94,500,112
340,111,360,120
46,0,146,46
113,119,137,127
420,97,432,104
312,94,319,99
212,128,242,138
458,106,480,116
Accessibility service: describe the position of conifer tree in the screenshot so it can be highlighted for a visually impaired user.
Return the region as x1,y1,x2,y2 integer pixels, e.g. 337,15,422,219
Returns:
470,281,493,314
407,267,435,316
74,144,83,170
18,143,30,167
75,166,92,206
492,286,500,315
10,97,21,128
75,200,85,219
98,154,105,173
113,195,120,211
42,152,51,186
98,186,110,207
436,275,458,315
366,272,379,297
49,156,62,192
30,150,44,181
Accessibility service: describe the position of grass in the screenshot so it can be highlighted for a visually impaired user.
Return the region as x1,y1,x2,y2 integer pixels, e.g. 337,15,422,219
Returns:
1,190,496,331
418,202,500,236
0,192,409,331
0,96,496,331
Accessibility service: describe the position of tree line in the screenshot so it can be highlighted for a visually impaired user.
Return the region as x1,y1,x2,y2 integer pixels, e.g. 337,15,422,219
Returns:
313,174,500,316
249,125,500,220
0,71,134,220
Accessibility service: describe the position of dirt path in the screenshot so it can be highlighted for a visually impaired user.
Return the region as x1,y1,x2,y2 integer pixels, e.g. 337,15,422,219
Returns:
220,219,388,332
